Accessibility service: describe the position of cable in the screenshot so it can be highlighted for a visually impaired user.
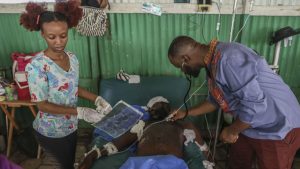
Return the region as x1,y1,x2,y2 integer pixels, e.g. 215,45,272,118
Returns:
204,114,213,161
233,14,250,42
172,80,206,115
212,0,221,40
229,0,238,42
201,11,208,43
108,140,138,156
183,74,192,119
233,0,254,42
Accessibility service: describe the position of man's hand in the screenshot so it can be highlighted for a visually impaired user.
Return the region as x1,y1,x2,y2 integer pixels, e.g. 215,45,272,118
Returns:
219,127,239,144
167,110,187,121
219,118,250,144
94,96,112,115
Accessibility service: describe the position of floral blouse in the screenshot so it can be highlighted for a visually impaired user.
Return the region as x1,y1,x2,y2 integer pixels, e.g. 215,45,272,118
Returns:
26,51,79,138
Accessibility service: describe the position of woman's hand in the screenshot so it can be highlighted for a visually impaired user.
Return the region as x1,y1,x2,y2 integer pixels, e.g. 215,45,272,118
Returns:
77,107,105,123
94,96,112,115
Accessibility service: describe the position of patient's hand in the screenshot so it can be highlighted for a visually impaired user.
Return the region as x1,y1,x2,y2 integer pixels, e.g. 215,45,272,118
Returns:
78,150,98,169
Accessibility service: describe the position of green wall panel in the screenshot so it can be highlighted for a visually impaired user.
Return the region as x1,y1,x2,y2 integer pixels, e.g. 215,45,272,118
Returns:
98,14,235,79
0,13,299,100
239,15,300,99
0,13,300,128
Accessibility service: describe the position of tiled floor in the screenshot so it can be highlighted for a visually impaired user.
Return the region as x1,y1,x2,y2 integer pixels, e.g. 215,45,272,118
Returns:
2,128,300,169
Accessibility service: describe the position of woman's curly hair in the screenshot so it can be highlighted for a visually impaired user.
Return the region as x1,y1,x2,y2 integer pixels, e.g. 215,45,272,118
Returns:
20,0,82,31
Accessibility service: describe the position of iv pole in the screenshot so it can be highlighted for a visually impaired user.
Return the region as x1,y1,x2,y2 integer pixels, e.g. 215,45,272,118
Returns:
212,0,238,161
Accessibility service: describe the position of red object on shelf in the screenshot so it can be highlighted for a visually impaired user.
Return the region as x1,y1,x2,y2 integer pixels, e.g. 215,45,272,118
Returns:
11,52,37,100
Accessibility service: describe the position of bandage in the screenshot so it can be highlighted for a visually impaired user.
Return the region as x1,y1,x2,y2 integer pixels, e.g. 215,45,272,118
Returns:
130,120,145,140
103,142,118,155
195,141,209,152
84,145,101,159
183,129,196,146
202,160,215,169
146,96,169,109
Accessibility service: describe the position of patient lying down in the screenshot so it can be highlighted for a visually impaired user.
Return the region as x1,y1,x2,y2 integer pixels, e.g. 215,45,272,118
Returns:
78,97,214,169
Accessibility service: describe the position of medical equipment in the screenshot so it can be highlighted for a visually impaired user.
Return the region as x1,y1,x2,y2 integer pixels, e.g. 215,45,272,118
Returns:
84,145,101,158
166,79,206,121
183,74,192,119
89,76,208,169
165,75,192,121
103,142,119,155
92,101,144,139
270,26,300,73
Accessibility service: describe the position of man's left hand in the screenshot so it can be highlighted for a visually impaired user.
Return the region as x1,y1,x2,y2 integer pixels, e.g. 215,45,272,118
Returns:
219,127,239,144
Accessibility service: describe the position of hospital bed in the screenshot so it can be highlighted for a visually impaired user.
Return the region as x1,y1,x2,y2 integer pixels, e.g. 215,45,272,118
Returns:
88,76,208,169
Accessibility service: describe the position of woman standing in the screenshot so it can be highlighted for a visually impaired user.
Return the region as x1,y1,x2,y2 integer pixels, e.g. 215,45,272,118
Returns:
20,1,111,168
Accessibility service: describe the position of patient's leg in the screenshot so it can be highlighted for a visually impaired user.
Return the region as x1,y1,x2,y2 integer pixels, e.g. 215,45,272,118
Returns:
181,122,212,161
136,122,184,158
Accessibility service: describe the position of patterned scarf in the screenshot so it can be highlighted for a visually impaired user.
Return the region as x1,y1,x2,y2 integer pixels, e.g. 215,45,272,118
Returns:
204,40,230,113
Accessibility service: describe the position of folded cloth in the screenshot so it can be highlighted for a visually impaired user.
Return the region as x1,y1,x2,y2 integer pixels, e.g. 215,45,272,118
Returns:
116,69,140,84
120,155,188,169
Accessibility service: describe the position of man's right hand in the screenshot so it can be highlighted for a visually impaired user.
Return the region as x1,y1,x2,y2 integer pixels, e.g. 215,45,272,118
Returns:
167,109,188,121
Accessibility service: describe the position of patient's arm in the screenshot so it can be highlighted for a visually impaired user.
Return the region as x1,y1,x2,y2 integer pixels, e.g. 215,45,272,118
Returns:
78,128,139,169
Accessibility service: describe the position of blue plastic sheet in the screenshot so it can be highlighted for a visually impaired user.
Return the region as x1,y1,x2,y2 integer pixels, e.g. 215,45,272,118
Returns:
120,155,189,169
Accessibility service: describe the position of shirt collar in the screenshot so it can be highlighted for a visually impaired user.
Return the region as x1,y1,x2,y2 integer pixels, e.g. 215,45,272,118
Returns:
203,39,218,66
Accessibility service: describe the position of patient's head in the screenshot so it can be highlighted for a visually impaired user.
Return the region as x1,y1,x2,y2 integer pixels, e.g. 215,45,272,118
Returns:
147,96,170,121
